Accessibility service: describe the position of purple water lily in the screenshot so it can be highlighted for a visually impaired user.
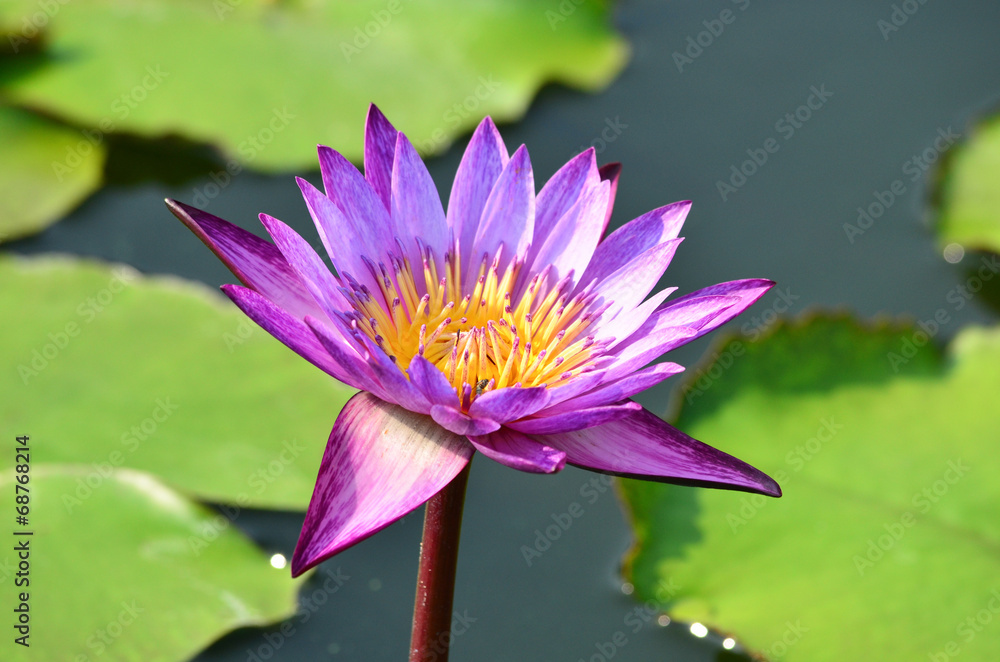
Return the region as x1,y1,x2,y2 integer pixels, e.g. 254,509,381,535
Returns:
167,105,779,581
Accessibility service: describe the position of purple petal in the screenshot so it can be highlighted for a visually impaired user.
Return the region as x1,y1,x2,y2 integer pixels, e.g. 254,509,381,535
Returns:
663,279,775,334
354,333,432,414
363,104,398,210
221,284,349,382
507,401,643,435
541,367,613,409
303,316,388,398
528,180,610,288
594,286,676,347
598,162,621,233
447,117,509,291
542,362,684,415
600,326,701,385
588,239,684,324
296,177,385,297
467,386,551,424
541,406,781,496
430,405,501,436
606,282,774,378
472,145,534,269
259,213,349,321
581,201,691,288
166,199,325,321
318,145,393,246
407,355,458,408
392,132,449,270
468,428,566,474
291,393,473,575
643,294,741,332
599,295,741,384
533,149,599,244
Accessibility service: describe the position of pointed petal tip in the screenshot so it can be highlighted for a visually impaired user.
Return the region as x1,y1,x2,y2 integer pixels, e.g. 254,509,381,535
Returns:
475,114,499,133
598,161,621,179
164,198,198,224
511,143,531,160
736,464,782,497
366,102,388,121
219,282,244,300
289,550,312,577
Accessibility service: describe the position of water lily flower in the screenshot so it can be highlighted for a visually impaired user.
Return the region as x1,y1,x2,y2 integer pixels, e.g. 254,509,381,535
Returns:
167,105,779,580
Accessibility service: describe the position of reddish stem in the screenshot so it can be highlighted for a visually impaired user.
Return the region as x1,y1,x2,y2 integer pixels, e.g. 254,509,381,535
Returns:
409,462,471,662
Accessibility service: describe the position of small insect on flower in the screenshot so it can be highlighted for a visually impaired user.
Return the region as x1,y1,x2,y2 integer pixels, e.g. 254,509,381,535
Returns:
167,104,780,577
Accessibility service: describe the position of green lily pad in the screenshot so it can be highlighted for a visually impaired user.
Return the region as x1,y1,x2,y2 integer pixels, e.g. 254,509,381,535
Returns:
1,0,628,171
937,114,1000,254
0,466,303,661
621,316,1000,661
0,255,354,508
0,106,104,242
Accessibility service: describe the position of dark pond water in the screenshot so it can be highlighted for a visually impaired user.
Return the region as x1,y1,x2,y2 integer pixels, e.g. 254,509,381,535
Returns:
12,0,1000,660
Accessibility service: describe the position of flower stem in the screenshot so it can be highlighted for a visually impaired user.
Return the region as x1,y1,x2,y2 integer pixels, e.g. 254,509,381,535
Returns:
409,462,471,662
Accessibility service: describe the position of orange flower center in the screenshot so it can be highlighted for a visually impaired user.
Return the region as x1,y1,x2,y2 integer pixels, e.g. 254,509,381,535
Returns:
341,245,603,403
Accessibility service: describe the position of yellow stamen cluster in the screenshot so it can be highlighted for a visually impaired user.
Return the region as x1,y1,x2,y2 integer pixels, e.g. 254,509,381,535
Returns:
339,245,606,408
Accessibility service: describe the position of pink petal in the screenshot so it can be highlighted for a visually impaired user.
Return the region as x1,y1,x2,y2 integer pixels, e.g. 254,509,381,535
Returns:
467,386,551,424
508,401,643,435
392,132,449,274
541,367,613,409
542,362,685,415
303,316,389,399
318,145,393,246
663,279,775,333
595,286,677,348
430,405,501,436
258,213,349,321
528,179,610,289
541,406,781,496
165,199,325,321
533,149,600,243
606,281,774,380
581,201,691,288
601,326,702,385
588,238,684,325
221,285,350,383
468,428,566,474
447,117,509,291
407,355,459,408
631,294,741,343
363,104,398,210
291,393,473,575
599,294,740,385
472,145,534,271
296,176,385,297
355,333,432,414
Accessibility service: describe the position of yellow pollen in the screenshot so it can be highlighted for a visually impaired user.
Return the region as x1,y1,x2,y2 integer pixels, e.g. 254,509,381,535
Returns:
341,246,603,407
